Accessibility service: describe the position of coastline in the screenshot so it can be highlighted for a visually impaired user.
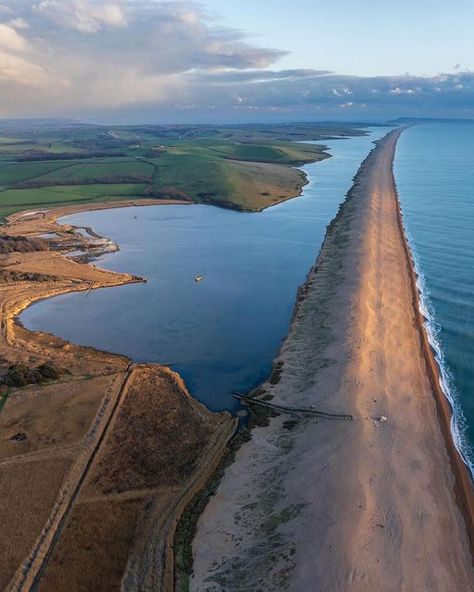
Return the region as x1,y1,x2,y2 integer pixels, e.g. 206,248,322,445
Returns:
392,164,474,549
1,128,473,590
0,138,348,591
189,129,474,591
1,199,189,347
0,199,236,592
1,141,331,223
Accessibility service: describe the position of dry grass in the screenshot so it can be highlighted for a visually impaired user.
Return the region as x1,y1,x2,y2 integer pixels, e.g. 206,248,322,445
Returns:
0,457,71,589
85,367,217,496
227,160,307,210
38,498,146,592
0,375,121,460
35,366,233,591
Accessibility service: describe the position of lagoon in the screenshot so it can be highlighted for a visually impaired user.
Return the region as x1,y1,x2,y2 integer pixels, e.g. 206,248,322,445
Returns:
21,128,390,412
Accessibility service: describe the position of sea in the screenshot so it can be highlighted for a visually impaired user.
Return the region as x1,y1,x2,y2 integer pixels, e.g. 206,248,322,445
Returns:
395,121,474,474
20,122,474,475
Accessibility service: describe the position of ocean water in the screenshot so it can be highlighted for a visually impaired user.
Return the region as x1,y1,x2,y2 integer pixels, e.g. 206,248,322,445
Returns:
395,122,474,473
21,128,390,412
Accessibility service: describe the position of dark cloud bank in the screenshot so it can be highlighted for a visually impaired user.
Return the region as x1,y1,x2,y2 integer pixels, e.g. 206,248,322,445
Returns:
0,0,473,122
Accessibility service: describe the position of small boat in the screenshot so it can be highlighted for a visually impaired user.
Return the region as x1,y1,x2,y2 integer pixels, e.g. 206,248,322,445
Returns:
194,274,204,282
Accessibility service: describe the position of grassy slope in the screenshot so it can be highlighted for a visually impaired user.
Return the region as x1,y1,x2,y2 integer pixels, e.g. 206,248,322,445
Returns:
0,185,147,219
33,159,154,182
146,140,328,210
0,122,368,218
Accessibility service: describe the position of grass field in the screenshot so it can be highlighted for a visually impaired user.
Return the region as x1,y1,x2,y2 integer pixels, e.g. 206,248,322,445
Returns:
0,161,78,185
30,159,154,182
0,184,147,219
0,121,369,217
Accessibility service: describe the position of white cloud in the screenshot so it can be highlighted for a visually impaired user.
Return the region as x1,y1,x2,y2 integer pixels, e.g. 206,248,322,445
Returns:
389,87,416,95
177,10,200,26
0,0,286,116
0,49,50,85
34,0,127,33
0,1,472,119
0,23,29,51
8,17,29,29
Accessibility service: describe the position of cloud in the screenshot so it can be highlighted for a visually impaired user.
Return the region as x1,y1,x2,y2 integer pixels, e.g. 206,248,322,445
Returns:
389,87,417,95
0,1,473,121
174,69,474,120
0,50,55,85
0,0,287,115
34,0,127,33
0,20,55,88
194,69,331,85
0,23,29,51
8,17,29,29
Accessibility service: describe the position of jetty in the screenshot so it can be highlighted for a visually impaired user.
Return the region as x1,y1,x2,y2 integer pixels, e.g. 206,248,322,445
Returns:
233,393,353,421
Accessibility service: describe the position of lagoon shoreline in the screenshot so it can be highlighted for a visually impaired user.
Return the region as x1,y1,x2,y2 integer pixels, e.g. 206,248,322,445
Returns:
0,198,237,592
1,129,473,590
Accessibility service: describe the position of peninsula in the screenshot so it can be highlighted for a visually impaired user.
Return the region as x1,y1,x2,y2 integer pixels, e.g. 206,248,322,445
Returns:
189,129,474,591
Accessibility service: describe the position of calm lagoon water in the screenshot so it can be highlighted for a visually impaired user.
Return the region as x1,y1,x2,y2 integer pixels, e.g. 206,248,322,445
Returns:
395,122,474,473
21,128,390,412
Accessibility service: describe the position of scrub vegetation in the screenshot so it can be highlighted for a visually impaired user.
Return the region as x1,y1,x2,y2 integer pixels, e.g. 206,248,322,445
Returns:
0,121,368,218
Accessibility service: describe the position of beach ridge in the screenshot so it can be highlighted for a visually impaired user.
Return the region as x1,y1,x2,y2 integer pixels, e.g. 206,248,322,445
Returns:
391,136,474,550
189,128,474,591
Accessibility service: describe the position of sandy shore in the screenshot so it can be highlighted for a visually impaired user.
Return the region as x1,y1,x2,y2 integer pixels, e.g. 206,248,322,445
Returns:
190,129,474,591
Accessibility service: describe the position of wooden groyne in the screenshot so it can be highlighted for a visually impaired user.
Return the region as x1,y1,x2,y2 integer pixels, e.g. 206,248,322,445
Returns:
233,393,353,421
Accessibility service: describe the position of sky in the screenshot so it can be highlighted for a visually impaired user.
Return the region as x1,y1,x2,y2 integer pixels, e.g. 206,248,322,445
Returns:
0,0,473,123
204,0,474,77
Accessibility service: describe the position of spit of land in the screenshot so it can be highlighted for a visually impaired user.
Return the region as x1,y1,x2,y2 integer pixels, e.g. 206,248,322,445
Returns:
189,129,474,592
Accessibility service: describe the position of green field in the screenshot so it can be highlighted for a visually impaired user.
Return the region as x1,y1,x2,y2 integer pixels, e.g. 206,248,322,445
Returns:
0,184,147,219
29,159,154,183
0,121,370,218
0,161,79,185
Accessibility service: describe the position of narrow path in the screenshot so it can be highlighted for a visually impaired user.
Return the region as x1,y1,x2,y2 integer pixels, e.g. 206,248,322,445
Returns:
6,365,134,592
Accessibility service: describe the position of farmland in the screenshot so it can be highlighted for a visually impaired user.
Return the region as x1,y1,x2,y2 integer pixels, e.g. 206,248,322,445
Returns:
0,121,368,218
